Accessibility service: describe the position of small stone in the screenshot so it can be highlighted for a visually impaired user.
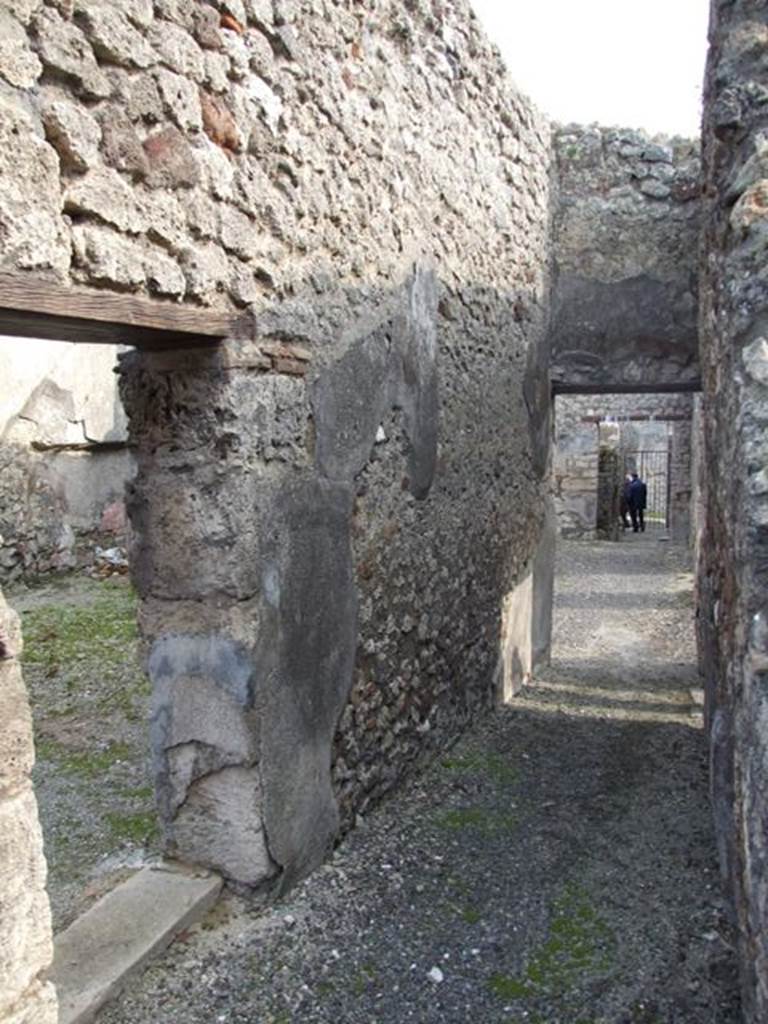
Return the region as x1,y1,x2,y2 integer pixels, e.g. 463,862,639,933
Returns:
639,178,671,200
427,966,444,983
0,10,42,88
100,107,150,178
641,143,673,163
156,67,204,132
283,914,296,928
65,166,149,233
150,20,206,82
76,0,156,68
41,94,101,172
34,8,111,99
220,204,259,260
743,337,768,386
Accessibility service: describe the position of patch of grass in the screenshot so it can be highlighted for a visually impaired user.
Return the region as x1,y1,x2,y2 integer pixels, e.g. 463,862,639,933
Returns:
487,884,615,1004
105,810,158,845
434,806,516,835
20,580,138,671
35,737,133,778
440,748,518,786
352,962,378,995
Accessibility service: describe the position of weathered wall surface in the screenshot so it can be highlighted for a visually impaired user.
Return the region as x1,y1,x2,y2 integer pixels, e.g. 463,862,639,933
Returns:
0,339,131,582
698,2,768,1019
551,125,701,390
18,0,554,892
0,593,57,1024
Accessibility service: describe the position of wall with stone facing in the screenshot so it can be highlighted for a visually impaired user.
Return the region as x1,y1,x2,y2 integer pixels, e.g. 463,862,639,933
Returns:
0,338,131,583
22,0,556,893
0,591,57,1024
698,1,768,1019
551,124,701,390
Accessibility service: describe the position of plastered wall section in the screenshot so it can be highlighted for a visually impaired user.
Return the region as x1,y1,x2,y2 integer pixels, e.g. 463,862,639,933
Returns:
0,591,57,1024
698,1,768,1019
551,125,700,390
39,0,558,891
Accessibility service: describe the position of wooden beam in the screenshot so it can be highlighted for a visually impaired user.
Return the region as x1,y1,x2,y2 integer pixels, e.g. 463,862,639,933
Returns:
552,379,702,396
0,274,248,349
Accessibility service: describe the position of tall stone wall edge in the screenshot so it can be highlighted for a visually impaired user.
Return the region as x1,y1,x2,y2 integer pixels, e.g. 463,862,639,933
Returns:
0,591,58,1024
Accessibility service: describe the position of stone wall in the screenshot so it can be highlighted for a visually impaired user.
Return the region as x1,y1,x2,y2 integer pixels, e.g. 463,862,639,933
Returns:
0,338,131,583
551,124,701,390
0,0,554,893
0,591,57,1024
698,1,768,1019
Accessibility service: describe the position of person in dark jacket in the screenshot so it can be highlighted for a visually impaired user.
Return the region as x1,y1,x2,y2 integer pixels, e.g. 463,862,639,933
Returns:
628,472,647,532
619,474,632,530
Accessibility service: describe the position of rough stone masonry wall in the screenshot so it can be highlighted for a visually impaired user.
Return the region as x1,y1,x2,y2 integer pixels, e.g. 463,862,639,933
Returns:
0,591,57,1024
551,124,701,390
0,0,552,895
698,1,768,1019
0,339,131,583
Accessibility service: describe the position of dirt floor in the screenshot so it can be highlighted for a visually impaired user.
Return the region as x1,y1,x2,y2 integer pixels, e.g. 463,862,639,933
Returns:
16,534,742,1021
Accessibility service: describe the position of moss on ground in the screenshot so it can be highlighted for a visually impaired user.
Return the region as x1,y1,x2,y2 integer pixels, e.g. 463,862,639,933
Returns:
35,737,134,778
434,806,516,835
20,578,138,670
487,884,615,1008
105,810,159,845
439,748,518,786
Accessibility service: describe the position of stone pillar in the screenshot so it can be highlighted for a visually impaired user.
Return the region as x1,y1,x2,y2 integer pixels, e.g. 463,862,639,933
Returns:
668,419,692,544
532,498,557,669
0,592,57,1024
119,342,357,894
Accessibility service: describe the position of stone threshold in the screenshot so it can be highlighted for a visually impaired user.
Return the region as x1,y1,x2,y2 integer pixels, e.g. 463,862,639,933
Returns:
51,861,223,1024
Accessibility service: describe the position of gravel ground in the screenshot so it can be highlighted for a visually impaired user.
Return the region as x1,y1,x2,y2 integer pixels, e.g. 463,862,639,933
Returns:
93,534,741,1024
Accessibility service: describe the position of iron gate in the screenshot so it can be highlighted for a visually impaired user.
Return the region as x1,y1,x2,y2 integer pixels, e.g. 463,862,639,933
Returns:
623,450,671,529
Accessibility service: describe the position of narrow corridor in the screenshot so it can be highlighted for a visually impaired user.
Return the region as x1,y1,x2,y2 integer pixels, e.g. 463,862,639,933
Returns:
99,538,741,1024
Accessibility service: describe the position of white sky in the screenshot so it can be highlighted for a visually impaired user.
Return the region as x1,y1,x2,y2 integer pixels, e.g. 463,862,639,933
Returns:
469,0,710,137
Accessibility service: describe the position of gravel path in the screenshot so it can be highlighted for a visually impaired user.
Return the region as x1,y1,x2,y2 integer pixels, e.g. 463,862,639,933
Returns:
98,535,741,1024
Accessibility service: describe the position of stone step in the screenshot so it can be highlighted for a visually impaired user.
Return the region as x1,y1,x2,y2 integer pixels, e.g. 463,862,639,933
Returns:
52,862,223,1024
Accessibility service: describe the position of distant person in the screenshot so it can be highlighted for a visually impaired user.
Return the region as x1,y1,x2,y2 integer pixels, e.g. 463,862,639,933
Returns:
628,472,647,532
619,474,632,530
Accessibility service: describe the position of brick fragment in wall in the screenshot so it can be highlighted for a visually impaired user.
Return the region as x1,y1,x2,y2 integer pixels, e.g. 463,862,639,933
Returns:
201,91,242,152
143,126,199,189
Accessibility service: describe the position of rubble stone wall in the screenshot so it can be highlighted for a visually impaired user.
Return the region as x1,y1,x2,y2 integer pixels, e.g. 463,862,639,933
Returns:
0,338,131,582
698,1,768,1019
551,124,701,390
0,592,57,1024
2,0,555,892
